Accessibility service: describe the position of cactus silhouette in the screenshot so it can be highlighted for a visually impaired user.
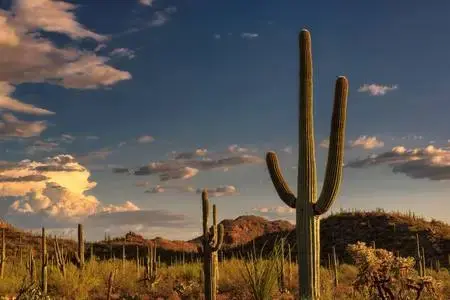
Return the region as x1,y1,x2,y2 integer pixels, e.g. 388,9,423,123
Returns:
266,29,348,299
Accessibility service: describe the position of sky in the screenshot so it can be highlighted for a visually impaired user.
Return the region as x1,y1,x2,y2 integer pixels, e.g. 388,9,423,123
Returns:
0,0,449,241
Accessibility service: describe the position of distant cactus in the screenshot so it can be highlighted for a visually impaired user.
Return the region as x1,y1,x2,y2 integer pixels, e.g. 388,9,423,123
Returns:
200,190,224,300
74,223,85,270
54,237,66,277
41,228,48,294
265,29,348,299
0,228,5,278
26,247,36,283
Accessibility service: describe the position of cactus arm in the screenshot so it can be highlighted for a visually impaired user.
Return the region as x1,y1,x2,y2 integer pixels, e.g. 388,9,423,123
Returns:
298,29,317,205
314,76,348,215
202,190,210,237
266,152,297,208
211,224,224,252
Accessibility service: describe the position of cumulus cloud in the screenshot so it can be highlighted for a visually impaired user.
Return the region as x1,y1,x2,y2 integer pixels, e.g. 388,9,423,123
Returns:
0,113,47,138
2,155,99,220
252,206,295,220
213,33,221,40
110,48,135,59
137,135,154,144
0,154,146,230
144,184,237,197
345,145,450,181
241,32,259,39
349,136,384,149
358,84,398,96
159,167,199,181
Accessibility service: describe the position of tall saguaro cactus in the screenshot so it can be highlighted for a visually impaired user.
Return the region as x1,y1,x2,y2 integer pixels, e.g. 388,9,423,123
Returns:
201,190,224,300
75,223,85,270
41,228,48,294
266,29,348,300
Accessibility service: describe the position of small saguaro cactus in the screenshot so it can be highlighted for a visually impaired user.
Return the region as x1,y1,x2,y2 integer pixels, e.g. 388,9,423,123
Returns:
54,237,66,277
41,227,48,294
0,228,6,279
200,190,224,300
265,29,348,300
26,247,36,283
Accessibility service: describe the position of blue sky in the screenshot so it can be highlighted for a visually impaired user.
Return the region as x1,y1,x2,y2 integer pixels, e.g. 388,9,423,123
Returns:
0,0,449,241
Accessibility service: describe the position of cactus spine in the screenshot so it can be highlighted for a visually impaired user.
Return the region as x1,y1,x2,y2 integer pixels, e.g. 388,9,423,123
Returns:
0,228,5,278
265,29,348,300
201,190,224,300
41,228,48,294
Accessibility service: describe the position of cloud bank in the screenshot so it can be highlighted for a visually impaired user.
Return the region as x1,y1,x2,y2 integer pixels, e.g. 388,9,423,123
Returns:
345,145,450,181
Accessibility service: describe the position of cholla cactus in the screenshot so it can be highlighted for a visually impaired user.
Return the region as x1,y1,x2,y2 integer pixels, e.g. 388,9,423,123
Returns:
265,29,348,299
347,242,442,299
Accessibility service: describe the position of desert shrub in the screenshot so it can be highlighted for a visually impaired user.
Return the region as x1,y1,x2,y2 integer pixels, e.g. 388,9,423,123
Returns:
347,241,442,299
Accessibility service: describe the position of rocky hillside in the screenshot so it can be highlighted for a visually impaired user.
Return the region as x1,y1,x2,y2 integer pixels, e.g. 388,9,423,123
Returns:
1,211,449,268
225,211,450,268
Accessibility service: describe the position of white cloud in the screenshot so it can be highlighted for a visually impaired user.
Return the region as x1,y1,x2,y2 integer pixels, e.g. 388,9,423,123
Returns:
196,185,238,197
320,139,330,149
252,206,295,220
100,201,140,213
139,0,155,6
346,145,450,180
349,136,384,149
240,32,259,39
358,84,398,96
137,135,154,144
110,48,135,59
213,33,221,40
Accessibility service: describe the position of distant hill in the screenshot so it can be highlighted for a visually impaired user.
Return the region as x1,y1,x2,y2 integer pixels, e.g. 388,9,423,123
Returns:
1,211,449,268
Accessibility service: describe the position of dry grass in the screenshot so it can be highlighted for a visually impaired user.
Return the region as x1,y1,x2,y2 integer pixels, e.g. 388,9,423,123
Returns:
0,253,448,299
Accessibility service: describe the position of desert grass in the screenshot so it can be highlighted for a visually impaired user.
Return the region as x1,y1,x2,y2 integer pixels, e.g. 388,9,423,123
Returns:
0,252,448,299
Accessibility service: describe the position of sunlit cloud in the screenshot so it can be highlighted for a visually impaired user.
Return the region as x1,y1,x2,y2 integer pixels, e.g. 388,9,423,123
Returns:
346,145,450,181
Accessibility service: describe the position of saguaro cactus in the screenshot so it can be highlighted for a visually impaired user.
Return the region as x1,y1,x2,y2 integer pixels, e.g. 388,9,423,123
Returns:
0,228,5,279
41,228,48,294
75,223,85,270
26,247,36,283
201,190,224,300
265,29,348,300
